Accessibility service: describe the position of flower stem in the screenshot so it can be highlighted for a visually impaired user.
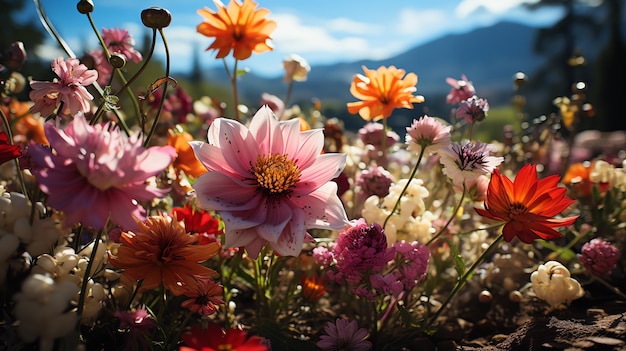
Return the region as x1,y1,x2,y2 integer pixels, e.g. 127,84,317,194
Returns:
232,59,240,121
143,28,171,147
382,147,425,230
426,186,466,247
76,230,103,326
424,234,503,331
282,80,294,119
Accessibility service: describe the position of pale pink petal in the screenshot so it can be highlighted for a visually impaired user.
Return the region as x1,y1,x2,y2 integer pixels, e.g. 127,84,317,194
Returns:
255,200,293,243
278,118,302,157
224,227,258,249
247,106,285,155
193,171,259,211
294,129,325,169
190,141,240,177
294,153,346,195
211,118,259,175
270,209,306,256
292,182,349,230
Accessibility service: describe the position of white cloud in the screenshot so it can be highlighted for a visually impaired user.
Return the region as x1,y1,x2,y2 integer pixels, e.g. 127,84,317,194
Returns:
327,17,382,35
456,0,539,18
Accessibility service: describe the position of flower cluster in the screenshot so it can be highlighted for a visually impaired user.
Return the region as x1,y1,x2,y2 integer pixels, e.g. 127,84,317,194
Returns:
0,1,624,350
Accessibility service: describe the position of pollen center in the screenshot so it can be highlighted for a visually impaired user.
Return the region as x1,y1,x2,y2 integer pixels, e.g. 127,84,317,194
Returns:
251,153,301,196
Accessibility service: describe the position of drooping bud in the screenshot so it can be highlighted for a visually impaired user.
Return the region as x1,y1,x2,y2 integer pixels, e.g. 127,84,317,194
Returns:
141,7,172,29
76,0,94,14
108,53,126,69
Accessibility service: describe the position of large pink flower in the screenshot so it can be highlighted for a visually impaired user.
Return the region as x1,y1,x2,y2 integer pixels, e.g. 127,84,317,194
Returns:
29,57,97,118
191,106,349,257
28,115,176,230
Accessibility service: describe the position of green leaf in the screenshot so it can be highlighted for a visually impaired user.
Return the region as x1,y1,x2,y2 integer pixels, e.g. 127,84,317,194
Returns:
444,237,465,277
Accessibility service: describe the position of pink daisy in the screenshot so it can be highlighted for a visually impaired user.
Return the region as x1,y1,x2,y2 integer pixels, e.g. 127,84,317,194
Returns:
28,115,176,230
190,105,349,257
405,115,452,155
102,27,143,64
445,74,476,105
29,57,98,118
317,318,372,351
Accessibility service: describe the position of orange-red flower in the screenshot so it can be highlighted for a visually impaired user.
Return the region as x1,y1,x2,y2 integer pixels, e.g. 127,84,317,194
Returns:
167,129,207,178
1,100,48,145
197,0,277,61
475,164,579,243
562,162,593,198
109,214,220,296
301,273,326,303
347,65,424,121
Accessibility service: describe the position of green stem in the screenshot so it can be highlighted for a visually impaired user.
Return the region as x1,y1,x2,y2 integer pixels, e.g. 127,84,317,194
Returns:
143,28,171,147
76,229,103,326
426,186,466,247
382,147,425,230
227,59,240,121
0,108,28,200
425,234,503,331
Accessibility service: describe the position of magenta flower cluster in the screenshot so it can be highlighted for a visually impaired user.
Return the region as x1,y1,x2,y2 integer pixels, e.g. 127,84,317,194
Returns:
326,218,430,299
579,238,621,277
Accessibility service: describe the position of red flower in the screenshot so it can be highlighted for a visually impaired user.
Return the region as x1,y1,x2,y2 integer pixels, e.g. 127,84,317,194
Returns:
172,203,223,244
0,131,21,165
475,164,579,243
180,323,268,351
301,273,327,303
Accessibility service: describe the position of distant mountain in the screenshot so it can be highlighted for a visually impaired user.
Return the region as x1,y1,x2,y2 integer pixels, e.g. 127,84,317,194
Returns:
199,21,545,110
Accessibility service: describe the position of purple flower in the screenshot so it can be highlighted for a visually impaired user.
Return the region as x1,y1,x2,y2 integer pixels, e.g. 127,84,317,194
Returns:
446,74,476,105
355,165,394,199
393,241,430,290
579,238,621,277
28,115,176,230
456,95,489,123
439,141,503,188
115,306,157,351
358,122,399,147
331,218,395,285
317,318,372,351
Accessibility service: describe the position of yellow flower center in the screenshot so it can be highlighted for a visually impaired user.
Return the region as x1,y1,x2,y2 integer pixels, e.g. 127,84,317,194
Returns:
251,153,301,196
218,345,232,351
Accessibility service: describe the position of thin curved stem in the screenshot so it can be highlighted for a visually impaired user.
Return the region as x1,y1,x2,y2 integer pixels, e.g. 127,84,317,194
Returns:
426,186,466,247
425,234,503,331
143,28,170,147
33,0,128,130
76,229,103,325
231,59,240,121
382,147,425,230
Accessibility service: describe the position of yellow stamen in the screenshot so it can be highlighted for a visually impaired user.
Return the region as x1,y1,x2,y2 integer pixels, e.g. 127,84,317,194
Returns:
251,153,301,196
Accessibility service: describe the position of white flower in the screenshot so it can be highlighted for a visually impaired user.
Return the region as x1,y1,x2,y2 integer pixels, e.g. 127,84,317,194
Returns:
530,261,584,310
13,273,79,351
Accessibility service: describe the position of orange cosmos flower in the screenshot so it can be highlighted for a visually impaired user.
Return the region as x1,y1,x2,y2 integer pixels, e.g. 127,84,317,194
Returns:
197,0,277,61
347,65,424,121
109,214,220,296
301,273,326,303
1,99,48,145
167,129,207,178
475,164,579,243
562,162,593,198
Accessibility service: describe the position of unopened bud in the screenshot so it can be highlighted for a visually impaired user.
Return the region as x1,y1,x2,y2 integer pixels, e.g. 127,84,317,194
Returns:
108,53,126,69
141,7,172,29
77,0,94,14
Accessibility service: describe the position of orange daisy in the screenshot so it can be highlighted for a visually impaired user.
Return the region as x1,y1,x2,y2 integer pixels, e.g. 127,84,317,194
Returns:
562,162,593,198
1,99,48,145
347,65,424,121
109,214,220,296
167,129,207,178
475,164,579,243
197,0,277,61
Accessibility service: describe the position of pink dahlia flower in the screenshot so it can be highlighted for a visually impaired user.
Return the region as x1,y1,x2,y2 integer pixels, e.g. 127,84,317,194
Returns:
190,106,349,257
29,57,98,118
405,115,452,155
579,238,621,277
102,27,143,64
28,115,176,230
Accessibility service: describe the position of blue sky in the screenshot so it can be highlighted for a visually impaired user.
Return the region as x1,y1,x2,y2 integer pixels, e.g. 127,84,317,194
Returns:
28,0,565,77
